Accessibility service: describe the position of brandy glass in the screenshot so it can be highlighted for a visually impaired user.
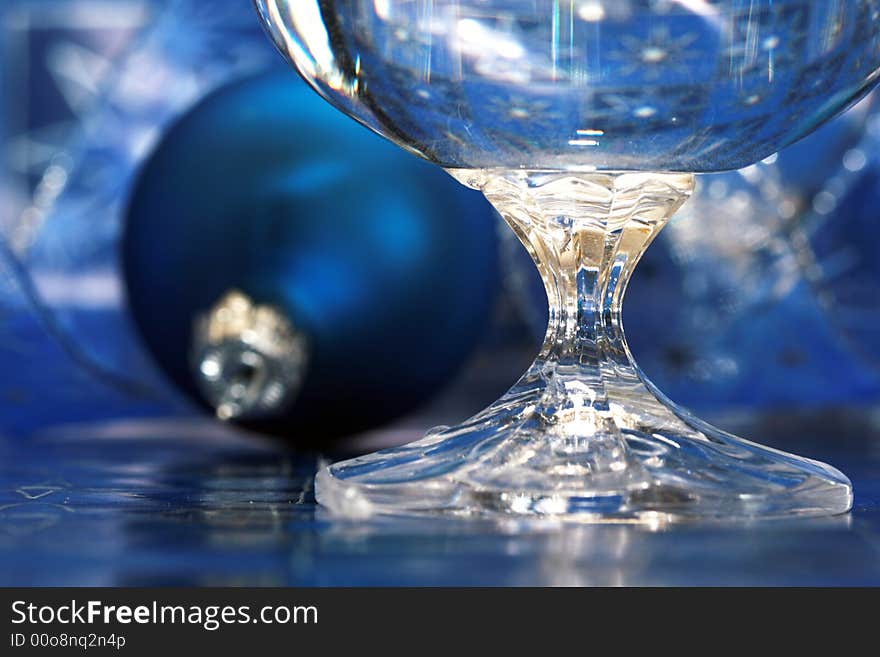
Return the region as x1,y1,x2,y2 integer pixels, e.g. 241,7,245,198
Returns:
254,0,880,521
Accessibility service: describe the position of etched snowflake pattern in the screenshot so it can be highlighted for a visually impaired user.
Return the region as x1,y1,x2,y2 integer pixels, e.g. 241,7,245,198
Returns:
484,94,560,124
607,24,701,81
723,3,807,76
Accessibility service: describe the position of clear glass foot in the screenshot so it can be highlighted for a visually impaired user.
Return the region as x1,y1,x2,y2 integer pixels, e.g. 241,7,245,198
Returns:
316,171,852,522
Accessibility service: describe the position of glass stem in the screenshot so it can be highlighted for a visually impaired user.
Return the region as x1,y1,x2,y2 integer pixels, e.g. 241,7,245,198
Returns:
452,170,695,475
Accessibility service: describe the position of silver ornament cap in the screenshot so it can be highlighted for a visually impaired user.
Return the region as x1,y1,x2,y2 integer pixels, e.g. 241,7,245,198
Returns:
192,290,308,422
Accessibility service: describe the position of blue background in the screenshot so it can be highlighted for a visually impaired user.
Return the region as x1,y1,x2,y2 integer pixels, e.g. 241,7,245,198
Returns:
1,0,880,586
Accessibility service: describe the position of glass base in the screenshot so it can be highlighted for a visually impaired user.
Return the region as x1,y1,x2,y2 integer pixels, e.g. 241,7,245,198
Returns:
315,363,852,523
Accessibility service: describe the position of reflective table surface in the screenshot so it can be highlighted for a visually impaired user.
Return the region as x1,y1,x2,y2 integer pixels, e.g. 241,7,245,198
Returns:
1,404,879,586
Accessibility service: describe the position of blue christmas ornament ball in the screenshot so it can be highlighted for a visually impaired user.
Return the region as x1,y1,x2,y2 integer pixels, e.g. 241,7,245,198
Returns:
123,69,500,443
